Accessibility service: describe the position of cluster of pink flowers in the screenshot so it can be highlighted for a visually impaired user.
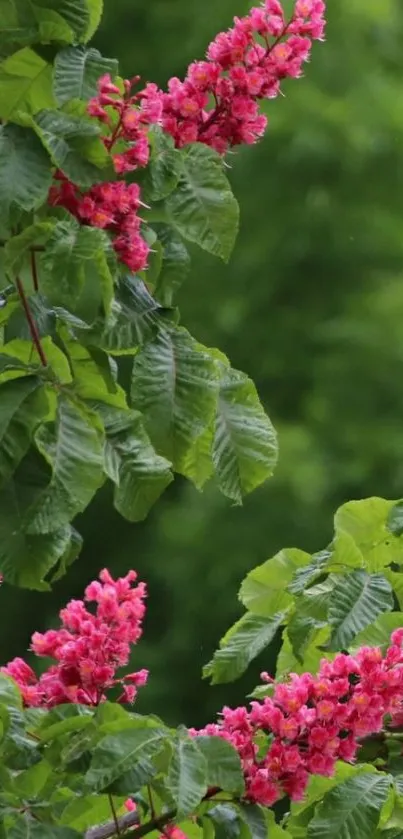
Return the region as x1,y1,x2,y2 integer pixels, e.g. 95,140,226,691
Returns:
48,0,325,273
1,569,148,707
191,631,403,806
48,174,150,273
159,0,326,153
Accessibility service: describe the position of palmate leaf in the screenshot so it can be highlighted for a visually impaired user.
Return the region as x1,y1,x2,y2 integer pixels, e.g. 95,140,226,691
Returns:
327,570,393,651
131,326,219,487
165,143,240,262
212,357,278,503
54,46,118,105
85,727,166,792
100,405,173,521
167,732,207,819
26,393,105,534
0,376,50,488
308,772,392,839
203,610,287,685
239,548,311,616
0,123,52,221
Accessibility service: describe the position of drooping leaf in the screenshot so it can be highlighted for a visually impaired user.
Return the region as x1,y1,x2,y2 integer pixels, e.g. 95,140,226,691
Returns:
212,359,278,502
85,727,166,792
100,405,173,521
0,123,52,222
0,376,50,488
308,771,392,839
196,736,244,795
27,394,105,534
334,498,403,571
327,570,393,651
84,275,167,354
167,732,207,819
166,144,239,262
203,610,287,684
240,548,311,616
131,326,219,487
54,45,118,105
0,48,54,120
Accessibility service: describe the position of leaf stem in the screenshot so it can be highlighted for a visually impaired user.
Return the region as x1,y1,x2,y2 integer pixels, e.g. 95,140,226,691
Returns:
108,793,121,836
15,275,47,367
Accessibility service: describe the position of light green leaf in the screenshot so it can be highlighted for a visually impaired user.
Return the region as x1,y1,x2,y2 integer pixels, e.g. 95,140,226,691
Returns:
7,816,80,839
0,48,54,119
352,612,403,650
0,673,23,709
196,736,244,795
265,812,292,839
308,772,392,839
203,610,287,684
13,759,52,797
212,360,278,502
61,794,125,830
276,625,331,679
328,570,393,650
240,548,311,616
167,733,207,819
0,376,49,488
27,394,104,534
334,498,403,571
85,0,103,40
85,727,165,792
54,45,118,105
328,531,364,572
288,580,332,662
100,406,173,522
131,326,219,487
166,143,239,262
0,123,52,221
32,0,90,41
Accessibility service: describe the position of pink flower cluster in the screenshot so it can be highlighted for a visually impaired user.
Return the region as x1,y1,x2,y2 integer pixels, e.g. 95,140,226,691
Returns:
48,174,150,273
157,0,325,153
1,569,148,707
191,632,403,806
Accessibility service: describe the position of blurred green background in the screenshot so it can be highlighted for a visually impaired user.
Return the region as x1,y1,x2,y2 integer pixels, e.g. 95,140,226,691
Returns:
3,0,403,727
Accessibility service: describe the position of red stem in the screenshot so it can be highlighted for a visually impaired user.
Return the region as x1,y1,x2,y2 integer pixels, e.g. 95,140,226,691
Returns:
15,276,47,367
30,250,39,292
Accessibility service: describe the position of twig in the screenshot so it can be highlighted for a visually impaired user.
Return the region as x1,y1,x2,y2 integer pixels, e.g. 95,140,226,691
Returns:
15,275,47,367
30,249,39,292
108,794,121,837
85,808,175,839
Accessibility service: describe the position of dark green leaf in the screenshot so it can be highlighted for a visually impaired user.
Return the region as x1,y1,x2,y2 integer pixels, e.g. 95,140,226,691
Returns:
196,736,244,794
85,727,166,792
328,570,393,651
30,108,109,186
288,551,331,595
0,377,50,488
203,610,287,684
154,224,191,306
237,804,268,839
308,772,392,839
84,276,166,354
165,144,239,262
167,733,207,818
0,124,52,222
54,46,118,104
7,815,81,839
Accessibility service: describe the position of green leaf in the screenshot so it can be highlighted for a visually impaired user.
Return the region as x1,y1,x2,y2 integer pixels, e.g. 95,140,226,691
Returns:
203,610,287,684
287,764,369,839
32,0,90,41
0,48,54,120
288,580,331,662
237,804,268,839
30,108,109,187
240,548,311,616
12,759,52,797
352,612,403,649
154,224,191,306
0,674,23,709
308,772,392,839
0,124,52,222
85,0,104,40
100,405,173,522
39,219,115,311
212,359,278,502
85,727,166,792
27,394,104,534
167,732,207,819
334,498,403,571
58,333,126,407
165,144,239,262
4,223,54,277
61,794,125,830
196,736,244,794
85,276,166,355
144,128,182,202
288,551,331,595
327,570,393,651
0,376,50,488
207,805,240,839
7,816,81,839
131,327,219,487
54,46,118,105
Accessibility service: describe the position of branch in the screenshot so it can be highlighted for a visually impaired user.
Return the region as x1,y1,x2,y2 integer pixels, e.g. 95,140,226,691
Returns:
85,808,176,839
15,275,47,367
